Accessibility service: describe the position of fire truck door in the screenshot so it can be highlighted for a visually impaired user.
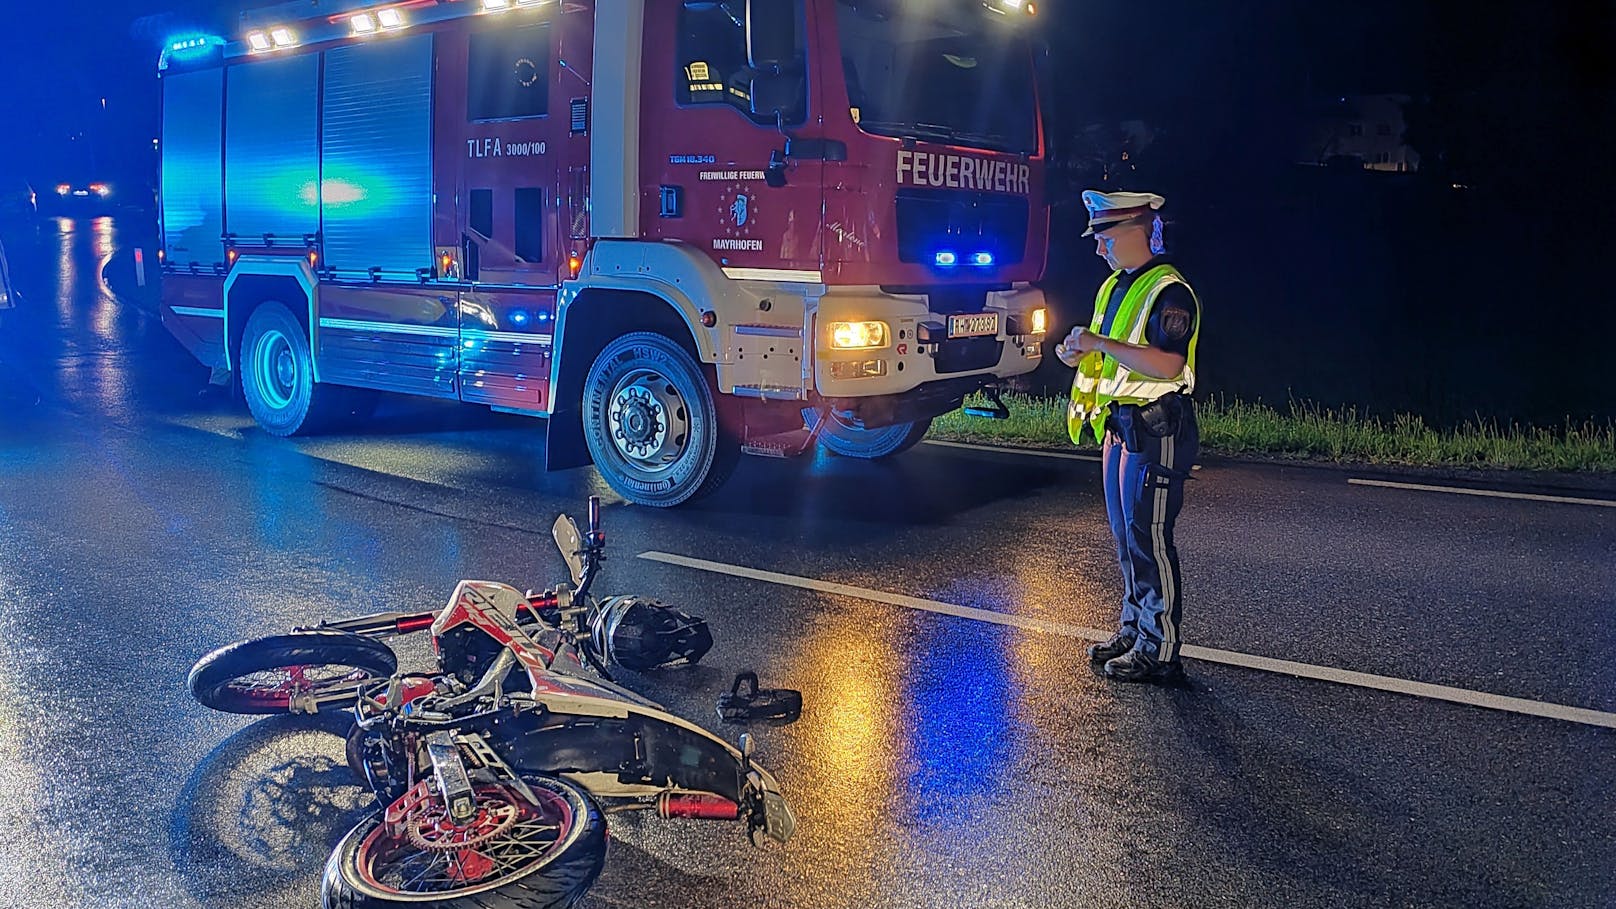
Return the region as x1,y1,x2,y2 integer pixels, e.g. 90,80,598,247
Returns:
438,17,564,413
645,0,823,276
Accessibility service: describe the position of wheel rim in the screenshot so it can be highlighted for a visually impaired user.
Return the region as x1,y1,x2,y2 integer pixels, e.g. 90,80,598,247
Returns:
252,327,298,410
606,367,691,472
356,784,577,895
221,663,374,709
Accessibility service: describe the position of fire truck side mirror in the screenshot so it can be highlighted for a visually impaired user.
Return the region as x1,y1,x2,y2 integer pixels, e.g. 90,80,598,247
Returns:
745,0,796,71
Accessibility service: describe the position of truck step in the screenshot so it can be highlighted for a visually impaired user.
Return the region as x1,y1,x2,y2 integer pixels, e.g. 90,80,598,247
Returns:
741,428,817,459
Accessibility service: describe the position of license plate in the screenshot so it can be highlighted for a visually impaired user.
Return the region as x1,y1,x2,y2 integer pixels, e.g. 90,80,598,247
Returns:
947,312,999,339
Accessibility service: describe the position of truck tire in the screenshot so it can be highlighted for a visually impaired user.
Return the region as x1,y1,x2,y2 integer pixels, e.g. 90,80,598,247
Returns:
805,409,931,460
240,301,357,436
321,774,606,909
581,331,738,507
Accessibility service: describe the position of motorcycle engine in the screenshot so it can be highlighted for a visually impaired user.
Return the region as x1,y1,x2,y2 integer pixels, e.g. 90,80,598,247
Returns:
436,624,519,687
588,596,713,671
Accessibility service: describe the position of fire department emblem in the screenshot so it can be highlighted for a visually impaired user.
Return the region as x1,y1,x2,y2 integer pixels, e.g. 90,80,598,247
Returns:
717,183,757,237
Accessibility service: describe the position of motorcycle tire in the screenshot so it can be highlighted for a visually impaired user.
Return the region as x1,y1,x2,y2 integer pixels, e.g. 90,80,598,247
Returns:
321,774,607,909
188,631,398,715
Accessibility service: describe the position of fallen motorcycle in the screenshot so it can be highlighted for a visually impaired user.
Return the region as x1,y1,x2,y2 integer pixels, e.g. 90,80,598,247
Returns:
187,497,796,909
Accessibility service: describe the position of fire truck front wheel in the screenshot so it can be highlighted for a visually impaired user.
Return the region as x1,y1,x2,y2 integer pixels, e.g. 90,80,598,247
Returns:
240,301,352,437
805,409,932,460
581,332,738,507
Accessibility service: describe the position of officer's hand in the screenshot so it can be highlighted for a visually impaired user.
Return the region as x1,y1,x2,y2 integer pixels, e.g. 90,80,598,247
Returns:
1069,327,1103,354
1054,341,1082,368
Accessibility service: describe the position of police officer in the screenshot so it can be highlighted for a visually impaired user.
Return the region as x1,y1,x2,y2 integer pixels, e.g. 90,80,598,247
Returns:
1057,190,1201,683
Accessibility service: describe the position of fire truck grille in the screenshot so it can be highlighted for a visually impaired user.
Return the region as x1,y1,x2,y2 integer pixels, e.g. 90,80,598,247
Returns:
895,189,1028,267
934,336,1004,374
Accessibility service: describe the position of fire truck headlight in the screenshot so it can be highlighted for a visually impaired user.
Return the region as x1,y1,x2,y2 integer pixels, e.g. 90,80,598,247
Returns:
829,321,889,350
1031,308,1047,335
377,8,405,28
270,27,297,48
247,31,271,52
351,13,377,33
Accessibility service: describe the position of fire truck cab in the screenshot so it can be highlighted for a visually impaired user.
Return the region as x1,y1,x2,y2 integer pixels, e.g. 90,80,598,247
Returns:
157,0,1049,506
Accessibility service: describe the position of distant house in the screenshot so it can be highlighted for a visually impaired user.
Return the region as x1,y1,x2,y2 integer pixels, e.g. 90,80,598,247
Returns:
1300,94,1420,173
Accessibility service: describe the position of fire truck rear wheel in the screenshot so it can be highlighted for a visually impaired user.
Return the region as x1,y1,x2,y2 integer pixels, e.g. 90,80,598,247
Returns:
581,331,738,507
805,409,932,460
240,301,354,436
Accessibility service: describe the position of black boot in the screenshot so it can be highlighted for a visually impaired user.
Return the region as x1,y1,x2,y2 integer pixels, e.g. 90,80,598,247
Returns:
1103,648,1183,683
1087,631,1136,663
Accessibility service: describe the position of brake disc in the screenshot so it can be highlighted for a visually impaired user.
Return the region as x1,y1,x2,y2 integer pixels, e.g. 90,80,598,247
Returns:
405,794,520,852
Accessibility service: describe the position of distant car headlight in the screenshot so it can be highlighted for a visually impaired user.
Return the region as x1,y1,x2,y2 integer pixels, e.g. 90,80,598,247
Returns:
90,183,111,197
828,321,889,350
56,184,70,196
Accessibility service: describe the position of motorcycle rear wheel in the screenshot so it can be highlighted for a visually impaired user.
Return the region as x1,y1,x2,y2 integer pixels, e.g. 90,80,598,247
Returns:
188,631,398,715
321,774,606,909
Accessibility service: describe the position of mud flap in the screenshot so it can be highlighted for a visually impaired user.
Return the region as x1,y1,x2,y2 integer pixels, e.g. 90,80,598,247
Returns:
545,407,592,471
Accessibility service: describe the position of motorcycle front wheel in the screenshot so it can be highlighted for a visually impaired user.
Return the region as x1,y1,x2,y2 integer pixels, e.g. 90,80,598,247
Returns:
187,631,398,715
321,774,606,909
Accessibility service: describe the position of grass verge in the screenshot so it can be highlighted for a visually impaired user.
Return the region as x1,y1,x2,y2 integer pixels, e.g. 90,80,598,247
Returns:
929,393,1616,473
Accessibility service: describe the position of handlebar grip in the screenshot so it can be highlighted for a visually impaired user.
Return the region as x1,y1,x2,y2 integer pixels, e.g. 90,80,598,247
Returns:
587,496,600,536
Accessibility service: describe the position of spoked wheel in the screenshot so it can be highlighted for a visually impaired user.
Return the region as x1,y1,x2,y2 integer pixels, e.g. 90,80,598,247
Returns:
323,775,607,909
188,631,398,715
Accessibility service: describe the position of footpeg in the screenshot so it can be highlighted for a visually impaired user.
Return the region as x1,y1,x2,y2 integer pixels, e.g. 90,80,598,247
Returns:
717,672,802,726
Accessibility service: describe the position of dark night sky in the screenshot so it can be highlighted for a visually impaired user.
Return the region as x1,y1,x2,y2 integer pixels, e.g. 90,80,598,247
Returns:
0,1,1610,184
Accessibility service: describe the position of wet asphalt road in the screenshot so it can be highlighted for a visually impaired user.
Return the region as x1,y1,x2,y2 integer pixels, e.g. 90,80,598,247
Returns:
0,217,1613,909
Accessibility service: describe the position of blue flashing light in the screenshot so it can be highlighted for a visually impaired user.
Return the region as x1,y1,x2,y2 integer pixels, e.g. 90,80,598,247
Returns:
970,251,995,267
935,250,958,267
160,34,224,70
510,310,529,326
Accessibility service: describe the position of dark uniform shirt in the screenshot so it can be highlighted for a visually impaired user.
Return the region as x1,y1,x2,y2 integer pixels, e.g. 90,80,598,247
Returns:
1097,258,1199,356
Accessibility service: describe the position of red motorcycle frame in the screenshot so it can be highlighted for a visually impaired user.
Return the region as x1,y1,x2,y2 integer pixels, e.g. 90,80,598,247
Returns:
188,497,794,909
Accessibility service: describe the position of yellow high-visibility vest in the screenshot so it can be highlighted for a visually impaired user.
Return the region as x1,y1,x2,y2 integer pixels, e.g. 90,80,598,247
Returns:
1067,263,1200,445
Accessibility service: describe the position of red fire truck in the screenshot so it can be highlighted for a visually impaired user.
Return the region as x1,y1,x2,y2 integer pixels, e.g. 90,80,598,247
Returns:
157,0,1049,506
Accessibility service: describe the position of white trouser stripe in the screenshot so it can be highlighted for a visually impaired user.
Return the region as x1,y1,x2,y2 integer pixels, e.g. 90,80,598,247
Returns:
1155,435,1177,660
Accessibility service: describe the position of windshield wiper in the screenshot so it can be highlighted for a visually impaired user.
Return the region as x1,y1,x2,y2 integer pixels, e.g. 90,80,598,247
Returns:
949,131,1025,154
856,120,1025,154
854,120,961,145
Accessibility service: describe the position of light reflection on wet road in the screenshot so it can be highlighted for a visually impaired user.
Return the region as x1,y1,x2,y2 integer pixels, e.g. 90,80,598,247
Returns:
0,217,1612,908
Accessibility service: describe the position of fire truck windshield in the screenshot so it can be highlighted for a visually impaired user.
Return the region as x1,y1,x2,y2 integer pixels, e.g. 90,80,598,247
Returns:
836,3,1038,155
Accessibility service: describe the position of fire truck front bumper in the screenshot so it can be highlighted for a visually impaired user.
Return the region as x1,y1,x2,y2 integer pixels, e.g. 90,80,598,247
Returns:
810,283,1046,409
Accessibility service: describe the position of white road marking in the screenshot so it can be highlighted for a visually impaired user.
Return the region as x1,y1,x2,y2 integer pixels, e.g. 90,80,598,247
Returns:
1348,478,1616,509
924,440,1102,462
638,551,1616,731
